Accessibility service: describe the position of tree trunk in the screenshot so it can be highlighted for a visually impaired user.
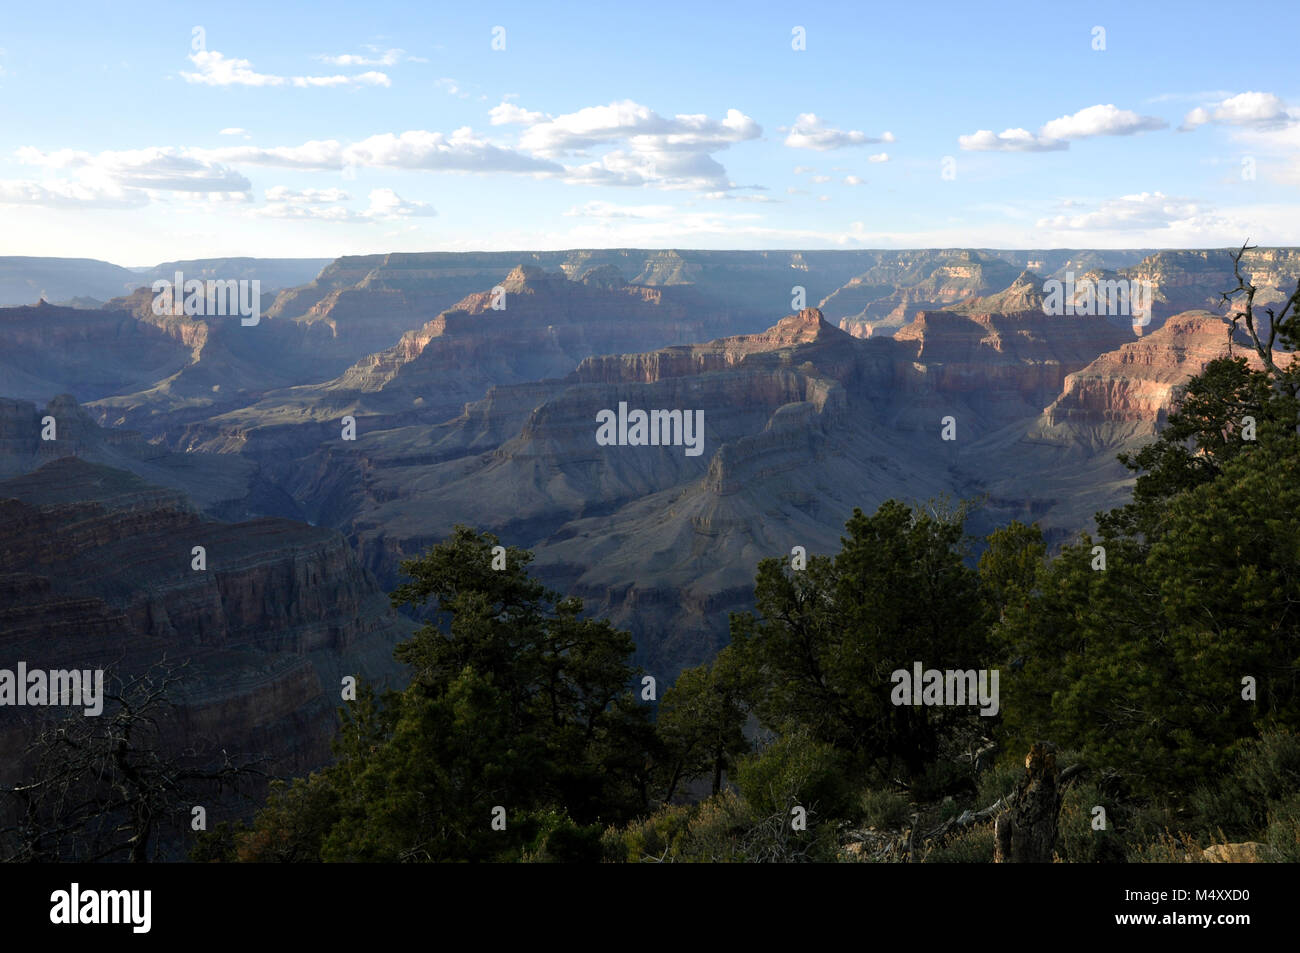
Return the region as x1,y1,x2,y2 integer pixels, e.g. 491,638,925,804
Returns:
994,742,1063,863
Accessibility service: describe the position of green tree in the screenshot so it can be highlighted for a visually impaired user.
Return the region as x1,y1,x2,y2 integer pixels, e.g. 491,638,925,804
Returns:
656,645,750,799
978,520,1047,624
994,283,1300,797
226,526,654,862
728,499,991,785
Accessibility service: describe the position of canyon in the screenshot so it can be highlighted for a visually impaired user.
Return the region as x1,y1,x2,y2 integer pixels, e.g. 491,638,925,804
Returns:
2,246,1297,804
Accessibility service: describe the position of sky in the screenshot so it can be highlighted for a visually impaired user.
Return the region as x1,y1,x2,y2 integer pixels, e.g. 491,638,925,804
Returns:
1,0,1298,265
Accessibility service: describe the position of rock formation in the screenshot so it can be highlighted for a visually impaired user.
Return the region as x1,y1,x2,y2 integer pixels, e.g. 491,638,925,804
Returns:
0,456,413,788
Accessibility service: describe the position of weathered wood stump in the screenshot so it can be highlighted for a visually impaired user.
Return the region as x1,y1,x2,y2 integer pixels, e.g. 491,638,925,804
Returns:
994,742,1064,863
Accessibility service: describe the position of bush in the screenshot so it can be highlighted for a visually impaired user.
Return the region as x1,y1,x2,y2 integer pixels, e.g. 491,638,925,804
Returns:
1265,793,1300,863
1235,728,1300,810
975,757,1023,808
859,787,911,830
923,824,995,863
606,790,843,863
908,758,973,803
734,729,855,821
1057,781,1125,863
1185,727,1300,840
1187,783,1257,839
603,803,696,863
1126,830,1205,863
521,809,604,863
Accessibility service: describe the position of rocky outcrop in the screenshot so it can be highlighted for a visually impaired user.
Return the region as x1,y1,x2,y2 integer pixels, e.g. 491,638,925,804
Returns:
953,269,1048,316
1044,311,1272,426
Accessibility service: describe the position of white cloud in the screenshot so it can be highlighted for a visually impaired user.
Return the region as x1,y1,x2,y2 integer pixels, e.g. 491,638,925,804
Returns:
1035,191,1204,230
508,100,760,190
436,78,469,99
562,149,734,190
205,128,562,175
784,113,891,150
1179,107,1212,131
563,200,677,218
1181,91,1296,130
793,165,815,174
959,128,1066,152
868,152,889,163
961,103,1166,151
219,127,251,138
0,179,149,209
431,200,1300,251
252,187,434,222
519,100,760,155
316,47,420,67
293,71,390,88
1213,91,1290,124
811,174,831,183
181,50,391,88
364,187,436,218
489,102,548,126
182,51,282,87
264,186,351,203
700,191,776,203
16,146,251,193
1039,104,1167,139
843,175,863,185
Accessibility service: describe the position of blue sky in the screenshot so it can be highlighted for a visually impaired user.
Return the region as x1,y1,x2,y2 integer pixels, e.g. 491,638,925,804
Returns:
2,0,1298,263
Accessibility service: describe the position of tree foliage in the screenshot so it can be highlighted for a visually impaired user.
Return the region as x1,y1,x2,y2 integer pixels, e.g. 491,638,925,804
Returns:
223,526,654,862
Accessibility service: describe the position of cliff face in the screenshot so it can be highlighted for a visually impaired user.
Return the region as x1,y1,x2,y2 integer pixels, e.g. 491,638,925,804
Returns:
570,307,846,383
324,309,869,673
952,270,1048,316
823,251,1025,338
888,309,1132,431
0,394,299,521
166,265,764,469
0,456,413,785
0,299,193,403
818,247,1296,340
1116,249,1300,331
86,287,363,432
1044,311,1289,426
331,264,746,408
